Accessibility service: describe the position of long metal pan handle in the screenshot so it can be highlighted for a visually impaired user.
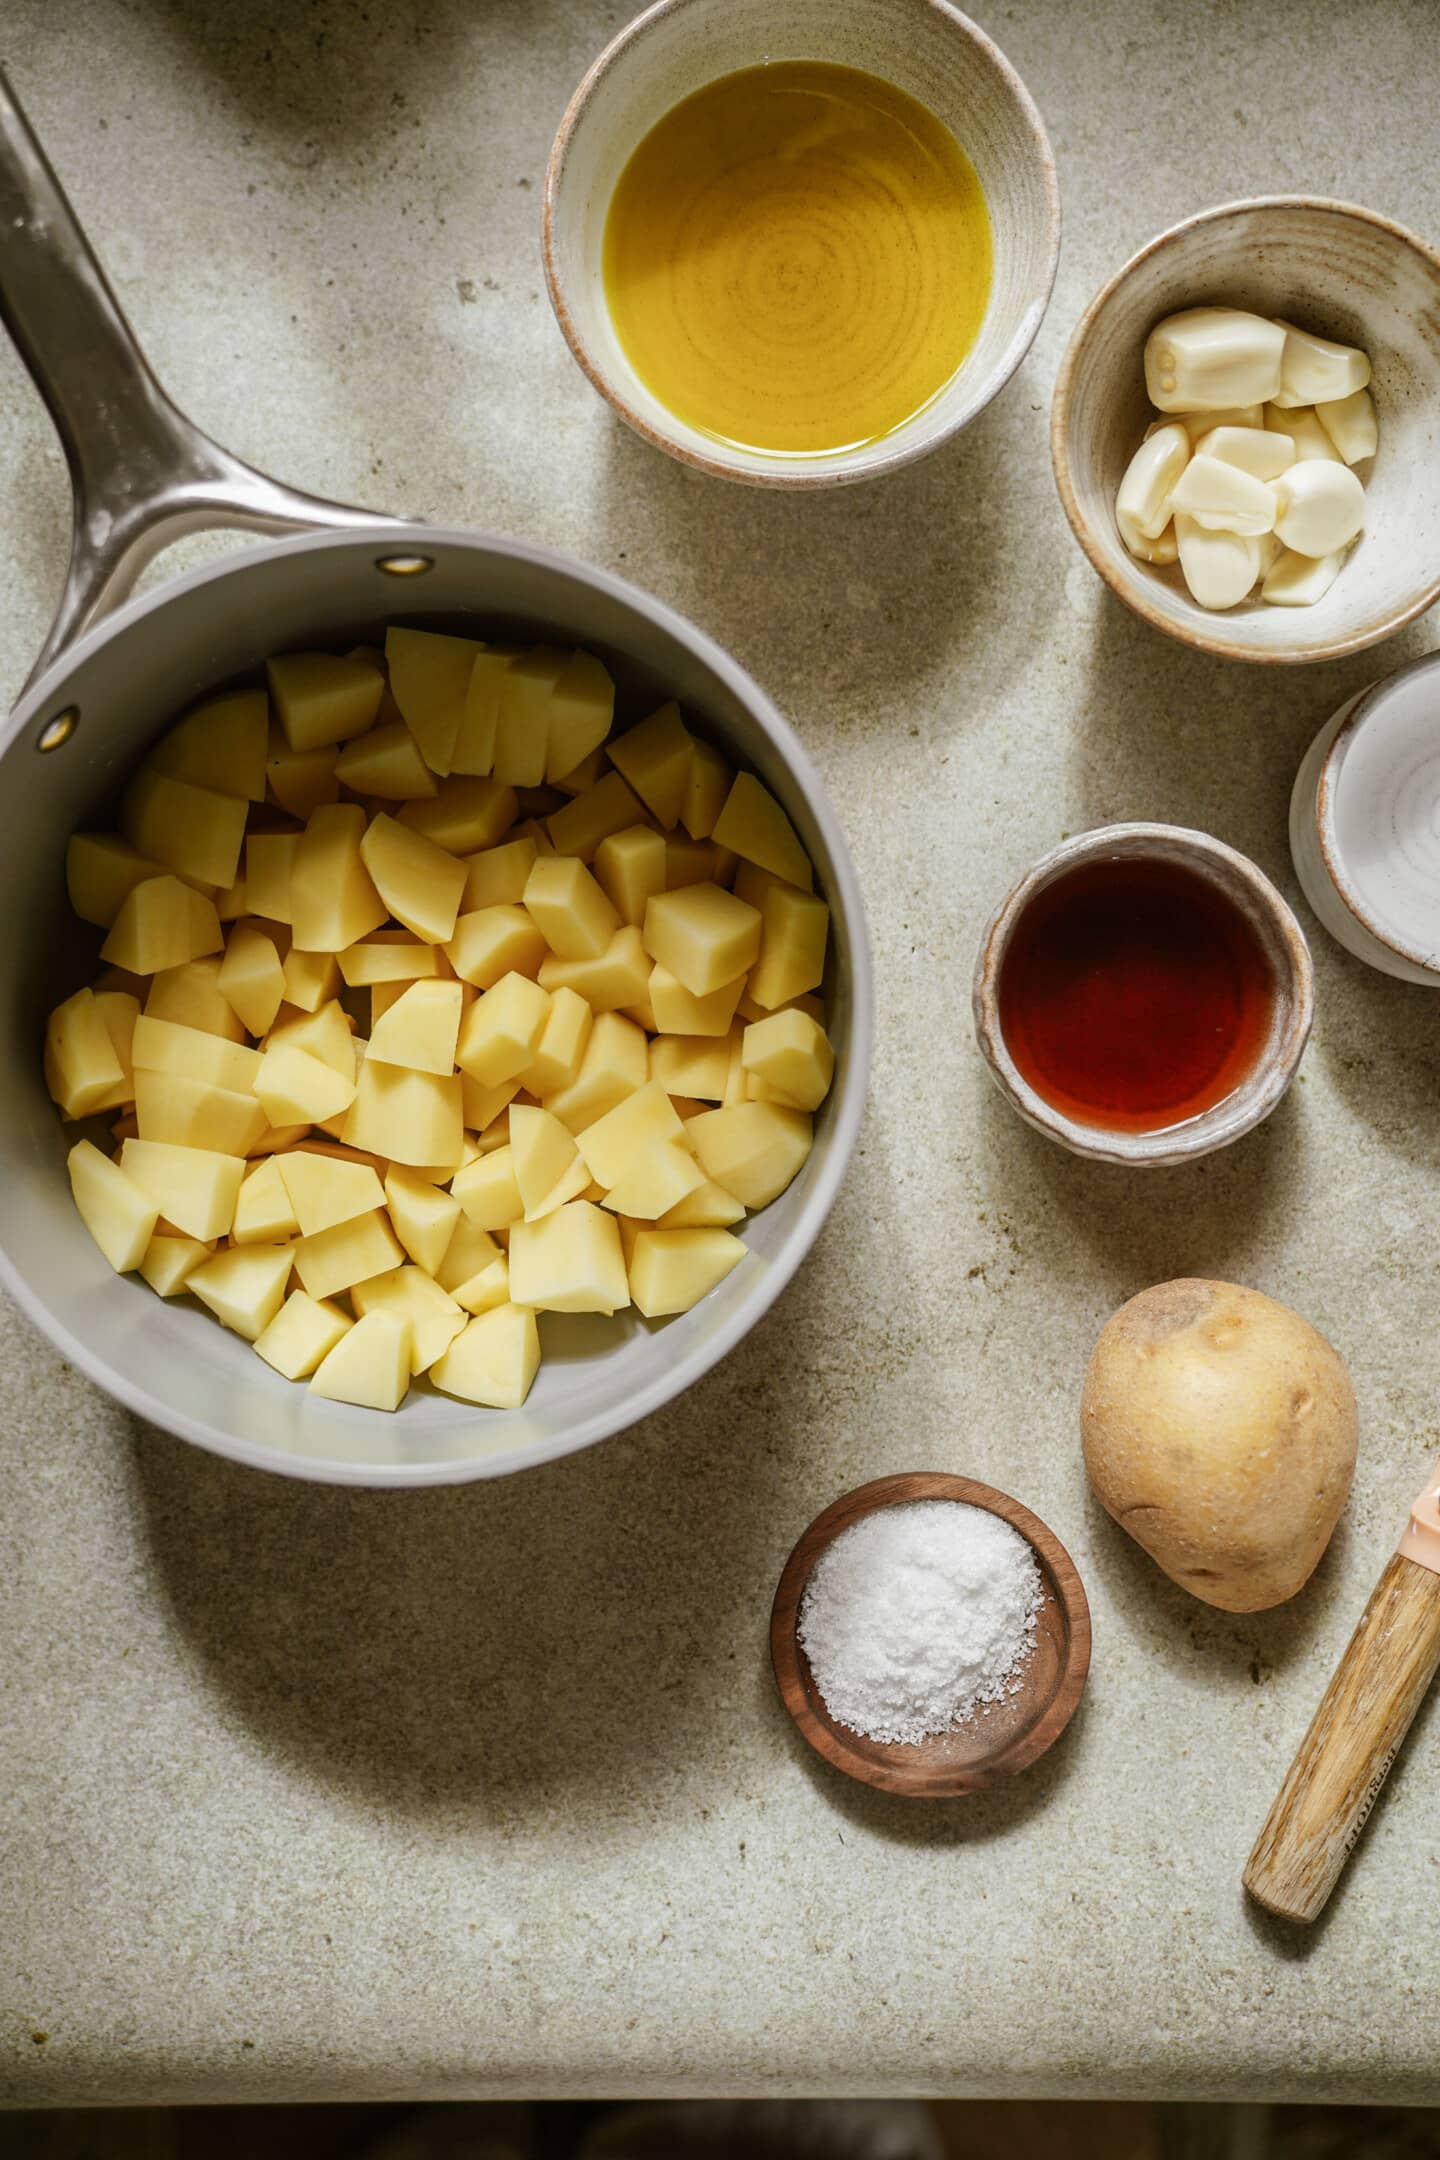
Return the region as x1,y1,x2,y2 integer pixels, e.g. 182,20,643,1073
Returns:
0,68,404,697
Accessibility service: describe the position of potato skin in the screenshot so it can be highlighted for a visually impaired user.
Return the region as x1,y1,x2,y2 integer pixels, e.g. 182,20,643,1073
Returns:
1081,1278,1357,1612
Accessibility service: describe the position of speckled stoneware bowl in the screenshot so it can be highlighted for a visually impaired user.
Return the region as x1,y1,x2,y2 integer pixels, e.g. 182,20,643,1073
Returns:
543,0,1059,487
1052,198,1440,663
1290,650,1440,985
972,823,1315,1166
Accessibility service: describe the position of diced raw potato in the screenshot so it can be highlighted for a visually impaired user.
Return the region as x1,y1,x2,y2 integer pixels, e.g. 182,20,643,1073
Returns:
1118,511,1179,565
338,934,442,987
293,1207,404,1300
268,650,383,751
282,946,342,1013
213,878,248,923
442,646,512,775
542,1012,648,1133
576,1080,685,1187
521,985,593,1096
628,1227,746,1317
145,957,247,1041
245,833,297,924
594,824,667,926
90,990,140,1112
545,649,615,783
67,1140,158,1271
256,1043,356,1126
509,1200,630,1313
232,1156,301,1244
267,1000,355,1078
368,978,463,1074
151,689,268,801
1174,515,1261,610
334,721,437,801
647,965,746,1037
120,1138,245,1240
120,768,247,892
736,987,824,1026
1271,320,1371,409
537,925,651,1012
656,1177,745,1229
1144,308,1285,412
357,812,467,944
1261,547,1348,606
435,1215,500,1293
344,1062,464,1167
66,833,168,927
680,738,733,840
1115,423,1190,542
1168,453,1276,537
254,1290,352,1379
384,626,486,776
686,1102,813,1208
139,1232,213,1297
1315,386,1378,465
430,1303,540,1407
276,1151,385,1236
218,923,285,1037
384,1164,461,1275
452,1145,525,1230
711,772,812,890
643,883,761,997
188,1242,293,1339
450,1254,511,1316
608,702,692,827
101,876,223,975
492,647,568,787
290,804,387,953
352,1264,466,1374
554,746,607,797
131,1014,261,1093
523,854,620,960
447,905,547,988
266,732,341,818
510,1104,590,1220
601,1138,705,1220
309,1308,412,1410
661,837,718,888
457,972,551,1086
45,988,126,1119
460,1071,523,1134
462,837,539,910
650,1033,731,1102
398,776,517,853
1263,404,1343,464
547,773,645,862
747,884,828,1010
1192,424,1295,483
133,1071,268,1154
741,1009,834,1111
1271,461,1365,556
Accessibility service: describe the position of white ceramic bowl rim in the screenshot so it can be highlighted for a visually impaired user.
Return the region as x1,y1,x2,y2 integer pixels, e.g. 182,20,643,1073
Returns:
1316,646,1440,971
542,0,1060,489
1051,194,1440,665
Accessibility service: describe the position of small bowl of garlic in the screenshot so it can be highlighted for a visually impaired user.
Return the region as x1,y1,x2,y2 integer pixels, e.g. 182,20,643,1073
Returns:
1051,198,1440,664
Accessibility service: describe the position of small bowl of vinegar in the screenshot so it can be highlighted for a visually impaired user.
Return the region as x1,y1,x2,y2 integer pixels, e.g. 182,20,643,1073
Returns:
543,0,1059,487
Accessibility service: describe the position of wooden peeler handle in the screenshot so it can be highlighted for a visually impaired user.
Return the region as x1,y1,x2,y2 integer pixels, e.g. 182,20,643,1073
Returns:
1244,1547,1440,1923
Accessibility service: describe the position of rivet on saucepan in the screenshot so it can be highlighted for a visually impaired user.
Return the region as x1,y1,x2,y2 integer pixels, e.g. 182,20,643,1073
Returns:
375,553,435,577
36,707,78,753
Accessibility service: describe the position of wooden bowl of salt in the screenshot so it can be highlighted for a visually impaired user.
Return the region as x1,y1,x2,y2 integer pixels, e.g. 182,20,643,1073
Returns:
770,1472,1091,1797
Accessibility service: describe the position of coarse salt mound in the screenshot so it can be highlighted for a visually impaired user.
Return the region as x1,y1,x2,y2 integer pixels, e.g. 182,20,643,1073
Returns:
797,1499,1044,1746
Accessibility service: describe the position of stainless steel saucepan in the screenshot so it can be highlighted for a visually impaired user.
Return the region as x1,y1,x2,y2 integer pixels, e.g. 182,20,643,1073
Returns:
0,73,871,1486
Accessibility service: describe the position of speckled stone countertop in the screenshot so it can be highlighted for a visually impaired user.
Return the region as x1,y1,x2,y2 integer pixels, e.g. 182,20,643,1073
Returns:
3,0,1439,2111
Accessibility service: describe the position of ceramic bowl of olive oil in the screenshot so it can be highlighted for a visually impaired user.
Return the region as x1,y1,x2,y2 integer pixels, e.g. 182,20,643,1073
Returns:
544,0,1059,487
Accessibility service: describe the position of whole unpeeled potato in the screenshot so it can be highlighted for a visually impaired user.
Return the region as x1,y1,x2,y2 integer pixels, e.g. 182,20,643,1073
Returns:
1082,1279,1357,1613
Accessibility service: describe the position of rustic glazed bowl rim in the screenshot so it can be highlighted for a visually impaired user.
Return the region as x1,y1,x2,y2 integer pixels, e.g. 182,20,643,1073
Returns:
769,1470,1092,1796
1050,194,1440,665
1314,647,1440,974
542,0,1061,490
972,822,1316,1166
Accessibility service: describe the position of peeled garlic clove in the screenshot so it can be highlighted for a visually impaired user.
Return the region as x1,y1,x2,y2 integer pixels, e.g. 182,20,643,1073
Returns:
1253,531,1284,586
1175,514,1262,610
1169,453,1277,537
1193,424,1296,482
1261,546,1347,606
1271,460,1365,556
1145,405,1263,442
1315,385,1378,465
1263,404,1343,464
1116,422,1190,539
1144,309,1285,413
1270,321,1371,409
1118,507,1179,564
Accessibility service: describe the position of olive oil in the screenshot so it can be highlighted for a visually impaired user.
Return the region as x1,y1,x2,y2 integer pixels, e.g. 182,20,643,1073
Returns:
602,61,992,458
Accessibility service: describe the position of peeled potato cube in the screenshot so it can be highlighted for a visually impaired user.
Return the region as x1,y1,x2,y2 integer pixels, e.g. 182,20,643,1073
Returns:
435,1215,501,1292
1263,403,1343,464
120,767,247,892
1174,514,1262,611
643,884,761,998
1314,385,1377,465
711,771,812,890
748,886,828,1011
545,649,615,784
352,1264,466,1374
628,1226,745,1317
46,988,126,1119
543,1011,649,1133
537,925,651,1012
290,804,387,953
254,1290,351,1379
521,986,593,1097
267,733,341,818
1261,547,1347,607
450,1255,512,1316
575,1080,685,1188
245,833,297,925
309,1308,412,1410
131,1015,261,1093
384,626,485,777
650,1033,731,1102
338,934,441,987
1192,424,1295,483
1144,308,1285,412
267,1000,355,1080
647,965,745,1037
448,647,517,775
187,1242,293,1340
1115,422,1190,542
522,854,620,961
150,689,268,802
67,1139,158,1271
1271,320,1371,408
133,1070,268,1154
119,1139,245,1240
594,825,667,927
1117,509,1179,565
1168,453,1276,537
344,1061,464,1168
101,876,223,974
383,1164,461,1274
742,1009,834,1112
233,1156,301,1244
679,738,732,840
368,978,464,1075
447,905,547,989
334,721,437,802
398,776,518,854
657,1177,745,1229
358,812,468,946
686,1102,812,1209
219,923,286,1037
66,834,169,928
139,1232,213,1297
452,1144,525,1230
255,1043,356,1127
608,702,693,827
508,1199,629,1313
430,1303,540,1407
277,1151,385,1236
462,837,539,911
547,773,645,862
486,647,566,787
144,958,245,1041
292,1207,404,1301
1271,459,1365,557
457,972,551,1087
510,1104,588,1221
268,651,383,752
601,1138,705,1220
